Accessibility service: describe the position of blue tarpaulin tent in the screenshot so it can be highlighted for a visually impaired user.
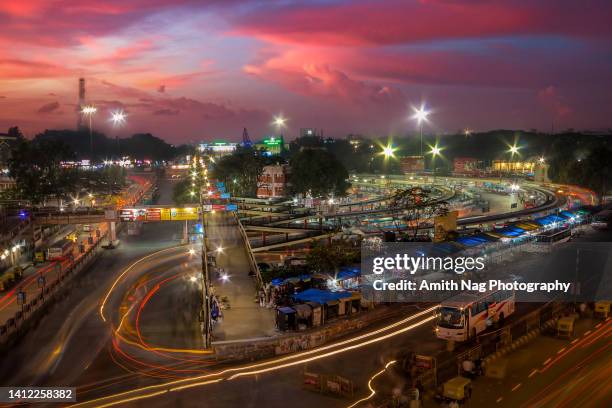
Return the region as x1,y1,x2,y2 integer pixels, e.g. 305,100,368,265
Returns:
293,288,352,303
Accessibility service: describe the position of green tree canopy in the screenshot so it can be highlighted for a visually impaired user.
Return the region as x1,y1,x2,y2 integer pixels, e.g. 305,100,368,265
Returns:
288,148,350,198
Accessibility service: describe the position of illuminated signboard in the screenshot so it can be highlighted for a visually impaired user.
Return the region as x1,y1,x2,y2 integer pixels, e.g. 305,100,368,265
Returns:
170,207,199,221
263,137,282,146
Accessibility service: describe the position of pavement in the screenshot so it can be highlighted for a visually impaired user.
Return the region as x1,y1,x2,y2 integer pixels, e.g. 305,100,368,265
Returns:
208,212,276,341
471,316,611,407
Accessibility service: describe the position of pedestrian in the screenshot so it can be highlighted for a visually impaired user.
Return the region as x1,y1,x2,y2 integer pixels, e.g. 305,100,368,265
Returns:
259,289,265,307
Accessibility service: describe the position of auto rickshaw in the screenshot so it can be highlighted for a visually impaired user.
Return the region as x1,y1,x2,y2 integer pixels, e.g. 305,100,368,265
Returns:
556,316,575,338
443,376,472,403
594,301,610,319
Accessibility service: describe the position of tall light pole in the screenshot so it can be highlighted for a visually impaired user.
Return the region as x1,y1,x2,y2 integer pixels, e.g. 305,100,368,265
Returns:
412,105,430,158
110,110,127,156
429,143,442,183
191,153,212,348
81,105,97,159
272,114,287,138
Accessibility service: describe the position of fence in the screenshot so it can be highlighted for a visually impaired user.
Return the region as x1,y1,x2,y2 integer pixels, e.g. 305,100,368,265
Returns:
0,230,108,346
232,212,263,288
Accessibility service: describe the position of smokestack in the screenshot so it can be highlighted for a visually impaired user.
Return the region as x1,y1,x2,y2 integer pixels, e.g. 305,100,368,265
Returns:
77,78,85,130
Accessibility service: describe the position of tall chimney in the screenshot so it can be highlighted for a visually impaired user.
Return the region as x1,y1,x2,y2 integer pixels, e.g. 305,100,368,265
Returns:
77,77,85,130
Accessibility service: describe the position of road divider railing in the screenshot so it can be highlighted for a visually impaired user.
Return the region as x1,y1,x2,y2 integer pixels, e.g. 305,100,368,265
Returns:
232,212,263,288
0,230,108,347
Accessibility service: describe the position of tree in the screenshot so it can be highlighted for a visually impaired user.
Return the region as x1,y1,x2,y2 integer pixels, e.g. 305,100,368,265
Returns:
289,148,351,198
305,240,360,277
173,178,193,205
212,146,269,197
387,187,449,240
8,138,77,204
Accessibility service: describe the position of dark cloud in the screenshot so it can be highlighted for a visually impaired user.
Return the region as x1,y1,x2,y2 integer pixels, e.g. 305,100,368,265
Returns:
37,101,61,114
157,85,166,93
153,108,179,116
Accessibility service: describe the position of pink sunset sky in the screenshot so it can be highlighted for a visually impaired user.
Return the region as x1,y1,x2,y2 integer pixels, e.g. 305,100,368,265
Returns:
1,0,611,143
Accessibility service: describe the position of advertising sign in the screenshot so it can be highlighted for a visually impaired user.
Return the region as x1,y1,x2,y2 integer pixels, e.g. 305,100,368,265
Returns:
145,207,162,221
170,207,199,221
226,204,238,211
434,210,458,242
220,193,230,199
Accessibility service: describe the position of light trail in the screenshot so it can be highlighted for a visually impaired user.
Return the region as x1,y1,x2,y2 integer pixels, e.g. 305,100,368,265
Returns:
347,360,396,408
71,309,438,408
100,245,185,322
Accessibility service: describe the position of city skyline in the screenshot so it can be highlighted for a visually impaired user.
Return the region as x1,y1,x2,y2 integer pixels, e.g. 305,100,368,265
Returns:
1,0,612,142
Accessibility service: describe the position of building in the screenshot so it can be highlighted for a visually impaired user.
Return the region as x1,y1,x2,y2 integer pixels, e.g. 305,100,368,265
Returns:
257,165,290,198
492,160,535,175
198,140,238,158
255,136,285,155
400,156,424,173
300,128,323,138
0,132,18,192
453,157,484,175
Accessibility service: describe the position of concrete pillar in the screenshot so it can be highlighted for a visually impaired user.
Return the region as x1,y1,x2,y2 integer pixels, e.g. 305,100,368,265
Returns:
183,220,188,243
109,221,117,242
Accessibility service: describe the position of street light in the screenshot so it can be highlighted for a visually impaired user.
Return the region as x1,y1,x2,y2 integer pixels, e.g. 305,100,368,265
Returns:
428,143,443,182
412,105,430,157
110,110,127,127
380,143,396,159
81,105,97,158
272,114,287,136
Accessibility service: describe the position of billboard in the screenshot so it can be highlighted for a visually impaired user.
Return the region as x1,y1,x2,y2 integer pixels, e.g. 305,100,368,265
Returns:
434,210,458,242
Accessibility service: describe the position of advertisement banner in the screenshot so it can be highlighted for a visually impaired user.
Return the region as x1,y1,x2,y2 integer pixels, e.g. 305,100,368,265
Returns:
145,208,161,221
170,207,199,221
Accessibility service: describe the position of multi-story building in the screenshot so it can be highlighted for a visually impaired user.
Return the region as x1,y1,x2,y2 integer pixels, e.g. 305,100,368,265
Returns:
400,156,424,173
0,132,18,192
255,136,285,155
257,164,290,198
198,140,238,158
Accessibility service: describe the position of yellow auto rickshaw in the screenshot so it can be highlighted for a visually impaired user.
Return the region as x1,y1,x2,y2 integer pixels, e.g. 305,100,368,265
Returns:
556,316,575,338
594,301,610,319
443,376,472,403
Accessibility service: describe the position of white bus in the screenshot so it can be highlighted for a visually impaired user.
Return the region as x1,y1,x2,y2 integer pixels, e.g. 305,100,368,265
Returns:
46,238,75,261
533,227,572,245
436,289,515,342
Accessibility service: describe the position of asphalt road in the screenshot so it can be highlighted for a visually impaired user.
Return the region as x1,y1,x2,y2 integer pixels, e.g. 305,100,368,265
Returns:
472,317,611,407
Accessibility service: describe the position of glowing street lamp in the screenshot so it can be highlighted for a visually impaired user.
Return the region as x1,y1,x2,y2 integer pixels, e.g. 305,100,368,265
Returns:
412,105,430,157
272,114,287,135
428,143,443,182
110,110,127,127
81,105,97,158
538,156,545,164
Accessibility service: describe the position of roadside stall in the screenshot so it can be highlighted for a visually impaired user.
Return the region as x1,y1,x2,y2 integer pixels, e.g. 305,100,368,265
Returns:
276,306,297,331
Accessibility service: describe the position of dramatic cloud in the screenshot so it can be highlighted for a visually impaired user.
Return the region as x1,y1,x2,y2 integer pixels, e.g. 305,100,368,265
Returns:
0,0,611,140
36,101,61,113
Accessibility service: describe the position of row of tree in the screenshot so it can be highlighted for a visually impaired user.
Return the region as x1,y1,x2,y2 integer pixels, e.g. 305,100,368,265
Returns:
3,138,127,205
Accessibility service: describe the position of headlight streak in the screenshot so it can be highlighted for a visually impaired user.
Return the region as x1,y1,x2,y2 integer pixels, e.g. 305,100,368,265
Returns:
347,360,397,408
73,310,438,408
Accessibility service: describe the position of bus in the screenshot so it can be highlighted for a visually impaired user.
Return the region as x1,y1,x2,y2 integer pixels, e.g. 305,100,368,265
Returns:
534,227,572,245
591,210,611,230
46,239,74,261
436,289,515,341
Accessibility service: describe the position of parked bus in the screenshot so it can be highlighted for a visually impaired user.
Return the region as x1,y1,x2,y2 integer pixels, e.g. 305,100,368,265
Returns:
534,227,572,245
46,239,74,261
436,289,515,341
591,210,611,230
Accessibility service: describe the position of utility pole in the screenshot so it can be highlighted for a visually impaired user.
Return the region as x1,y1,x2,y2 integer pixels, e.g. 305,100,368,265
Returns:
194,153,212,348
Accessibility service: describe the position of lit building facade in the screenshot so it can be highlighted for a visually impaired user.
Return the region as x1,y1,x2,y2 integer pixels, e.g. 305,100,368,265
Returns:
198,140,238,157
400,156,425,173
257,164,290,198
255,136,285,155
